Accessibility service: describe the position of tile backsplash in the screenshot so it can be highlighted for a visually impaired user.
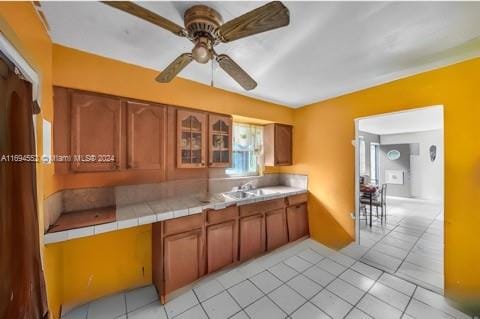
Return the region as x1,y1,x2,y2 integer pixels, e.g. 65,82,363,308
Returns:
63,187,115,212
115,178,208,206
43,191,63,232
280,173,308,189
208,174,280,194
43,173,307,231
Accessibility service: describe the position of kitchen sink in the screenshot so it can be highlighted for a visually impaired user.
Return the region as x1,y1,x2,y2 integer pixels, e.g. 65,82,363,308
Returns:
222,190,257,200
246,189,278,196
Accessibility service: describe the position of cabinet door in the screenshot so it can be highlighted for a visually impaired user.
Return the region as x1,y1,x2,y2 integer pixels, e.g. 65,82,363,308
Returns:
206,220,237,273
287,203,309,242
164,229,203,294
71,91,122,171
239,214,265,262
264,123,293,166
127,101,166,170
177,109,207,168
208,114,232,167
275,124,292,165
265,208,288,251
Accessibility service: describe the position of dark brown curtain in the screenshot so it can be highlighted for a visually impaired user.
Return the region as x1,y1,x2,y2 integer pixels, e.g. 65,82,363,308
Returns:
0,56,48,318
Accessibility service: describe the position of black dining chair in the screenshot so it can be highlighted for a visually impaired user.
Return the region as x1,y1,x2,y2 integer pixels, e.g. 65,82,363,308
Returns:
360,184,387,223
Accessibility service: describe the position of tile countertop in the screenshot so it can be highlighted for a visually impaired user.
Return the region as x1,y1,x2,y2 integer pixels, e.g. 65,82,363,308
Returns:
44,186,307,245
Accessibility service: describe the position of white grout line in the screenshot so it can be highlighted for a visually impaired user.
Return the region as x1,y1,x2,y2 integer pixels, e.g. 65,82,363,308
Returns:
78,238,462,319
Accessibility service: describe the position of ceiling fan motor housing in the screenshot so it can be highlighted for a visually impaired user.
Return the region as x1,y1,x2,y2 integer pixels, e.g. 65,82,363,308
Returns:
184,5,223,41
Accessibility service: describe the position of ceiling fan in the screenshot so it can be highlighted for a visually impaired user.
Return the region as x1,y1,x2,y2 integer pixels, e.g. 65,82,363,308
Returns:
102,1,290,90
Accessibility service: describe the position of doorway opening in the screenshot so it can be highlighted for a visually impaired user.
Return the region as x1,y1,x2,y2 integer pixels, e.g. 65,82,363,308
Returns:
354,106,444,294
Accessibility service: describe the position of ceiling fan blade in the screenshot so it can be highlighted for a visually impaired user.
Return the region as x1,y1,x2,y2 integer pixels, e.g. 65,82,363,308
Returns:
102,1,187,37
156,53,193,83
217,1,289,43
216,54,257,91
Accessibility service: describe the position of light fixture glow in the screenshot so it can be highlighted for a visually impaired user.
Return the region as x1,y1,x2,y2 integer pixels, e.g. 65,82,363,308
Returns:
191,37,211,64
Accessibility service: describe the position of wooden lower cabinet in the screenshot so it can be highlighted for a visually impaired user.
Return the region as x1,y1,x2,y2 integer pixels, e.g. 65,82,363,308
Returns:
164,229,203,295
152,195,308,302
265,208,289,251
207,220,237,273
239,214,265,262
287,203,309,241
152,214,205,302
206,205,239,273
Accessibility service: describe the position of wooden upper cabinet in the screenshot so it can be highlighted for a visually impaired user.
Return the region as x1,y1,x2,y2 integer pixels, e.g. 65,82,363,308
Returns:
208,114,232,167
177,109,207,168
127,101,166,170
264,123,293,166
70,91,123,172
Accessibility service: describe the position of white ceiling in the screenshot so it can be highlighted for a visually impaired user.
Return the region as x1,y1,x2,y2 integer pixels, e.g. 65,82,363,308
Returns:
40,1,480,108
358,106,443,135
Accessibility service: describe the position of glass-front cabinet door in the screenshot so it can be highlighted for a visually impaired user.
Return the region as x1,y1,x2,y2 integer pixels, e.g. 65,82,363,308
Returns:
208,114,232,167
177,109,207,168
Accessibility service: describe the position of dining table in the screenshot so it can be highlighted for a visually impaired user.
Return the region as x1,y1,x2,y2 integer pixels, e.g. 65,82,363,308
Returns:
360,184,378,227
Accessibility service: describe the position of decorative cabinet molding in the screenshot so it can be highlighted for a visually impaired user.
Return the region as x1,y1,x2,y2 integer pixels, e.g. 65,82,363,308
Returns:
208,114,232,167
127,101,166,171
70,91,123,172
264,123,293,166
176,109,207,168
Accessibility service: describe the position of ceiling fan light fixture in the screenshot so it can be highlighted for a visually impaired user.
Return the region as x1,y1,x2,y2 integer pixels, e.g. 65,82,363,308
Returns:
191,37,212,64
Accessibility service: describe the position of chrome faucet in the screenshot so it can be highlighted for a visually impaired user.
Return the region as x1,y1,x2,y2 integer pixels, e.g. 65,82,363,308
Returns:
240,181,255,191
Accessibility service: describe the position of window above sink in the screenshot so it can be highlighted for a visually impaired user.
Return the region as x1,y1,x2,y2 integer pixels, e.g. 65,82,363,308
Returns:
225,123,263,177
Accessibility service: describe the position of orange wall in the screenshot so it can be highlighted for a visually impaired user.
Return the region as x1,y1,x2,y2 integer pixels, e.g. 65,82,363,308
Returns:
52,44,293,124
45,226,152,314
282,58,480,301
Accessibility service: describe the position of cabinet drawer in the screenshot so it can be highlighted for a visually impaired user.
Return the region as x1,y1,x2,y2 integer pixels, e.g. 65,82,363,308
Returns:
239,202,264,217
239,199,285,217
263,199,286,212
286,193,308,206
206,205,238,224
163,214,204,236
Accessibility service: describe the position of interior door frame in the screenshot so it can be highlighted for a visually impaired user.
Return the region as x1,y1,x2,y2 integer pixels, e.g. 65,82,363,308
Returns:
353,105,445,245
0,33,40,103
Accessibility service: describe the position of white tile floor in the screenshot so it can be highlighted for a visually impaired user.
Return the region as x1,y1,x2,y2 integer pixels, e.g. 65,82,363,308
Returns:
62,237,471,319
343,197,444,294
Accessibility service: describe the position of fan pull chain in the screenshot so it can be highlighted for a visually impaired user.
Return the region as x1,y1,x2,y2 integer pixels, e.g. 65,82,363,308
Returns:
210,58,214,87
